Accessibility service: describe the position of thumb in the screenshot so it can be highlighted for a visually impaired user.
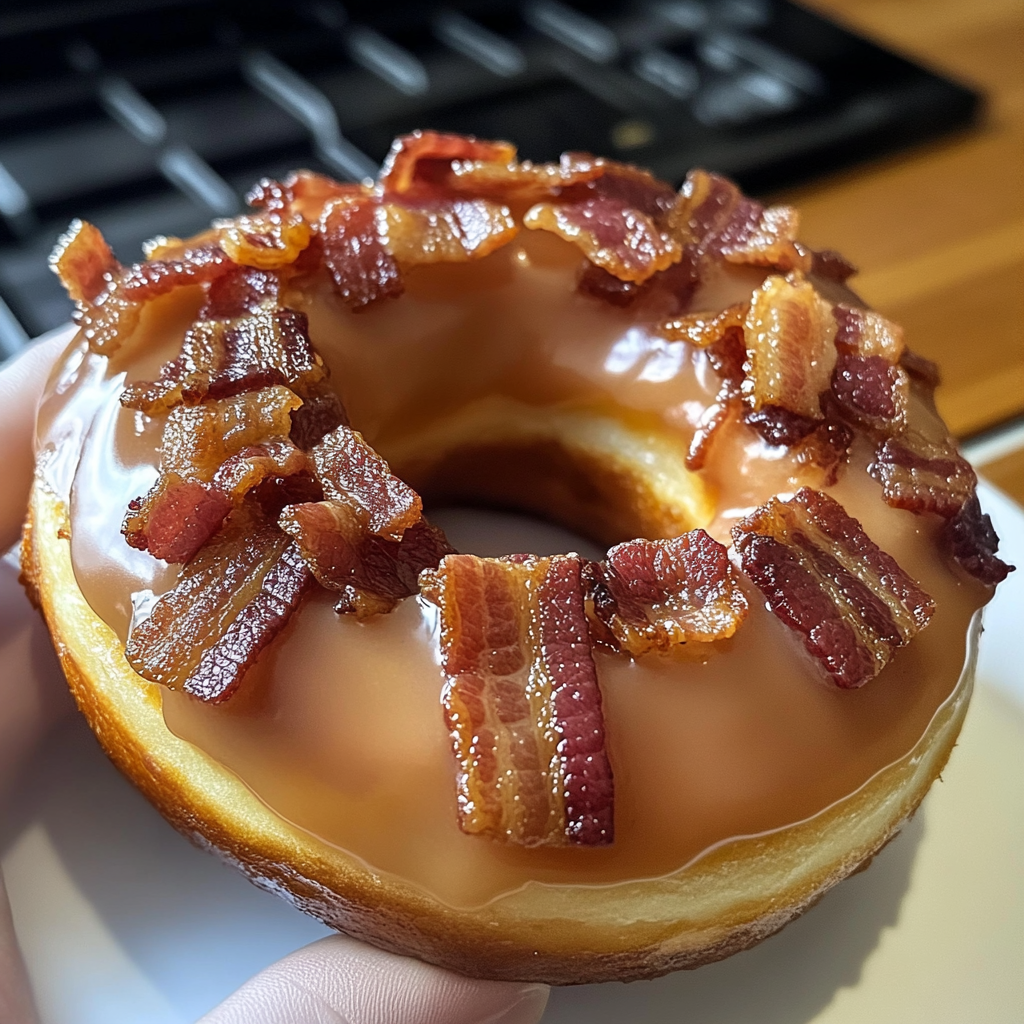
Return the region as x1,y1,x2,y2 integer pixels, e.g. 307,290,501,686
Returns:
197,934,549,1024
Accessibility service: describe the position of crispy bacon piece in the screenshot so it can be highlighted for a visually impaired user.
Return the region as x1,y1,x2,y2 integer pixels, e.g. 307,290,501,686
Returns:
285,170,365,221
381,198,518,265
288,383,348,451
379,130,517,196
122,306,325,416
199,264,279,319
524,167,683,284
76,244,234,354
944,494,1014,585
49,219,121,303
833,304,904,362
733,488,934,688
214,177,312,270
448,151,606,202
658,303,747,347
125,507,313,702
320,193,403,310
674,170,811,274
811,248,857,283
686,392,738,471
124,387,303,561
870,430,977,519
831,352,909,432
422,553,613,847
742,273,837,419
280,425,454,615
584,532,748,655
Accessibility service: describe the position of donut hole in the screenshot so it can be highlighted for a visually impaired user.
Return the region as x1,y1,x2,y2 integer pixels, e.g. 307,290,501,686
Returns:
380,396,715,554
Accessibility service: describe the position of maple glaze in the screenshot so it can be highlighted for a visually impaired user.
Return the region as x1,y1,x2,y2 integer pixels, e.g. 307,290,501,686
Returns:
39,235,987,908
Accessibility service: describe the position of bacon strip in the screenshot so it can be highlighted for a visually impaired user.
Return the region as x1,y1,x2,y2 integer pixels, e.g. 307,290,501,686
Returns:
674,170,811,274
379,130,517,196
584,531,748,654
733,489,934,688
832,305,904,362
422,553,613,846
125,507,313,702
742,273,837,419
320,193,403,310
658,303,747,348
76,244,234,354
944,494,1015,585
870,430,977,519
831,352,908,432
122,305,324,416
381,199,518,265
49,219,121,303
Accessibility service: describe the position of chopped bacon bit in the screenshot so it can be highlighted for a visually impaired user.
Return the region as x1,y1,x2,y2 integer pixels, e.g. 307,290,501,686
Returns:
742,273,837,419
674,170,811,274
379,130,517,196
793,414,854,486
831,352,909,432
218,213,311,270
584,531,748,655
944,494,1015,585
122,308,325,416
211,439,310,500
870,431,976,519
704,328,747,391
525,166,684,284
199,265,279,319
78,244,233,354
123,475,233,564
422,553,614,846
658,303,747,348
833,304,905,362
285,170,365,221
733,488,934,688
448,151,606,202
745,404,819,446
381,198,518,265
288,384,348,451
320,194,403,310
811,248,857,283
311,425,422,541
126,507,312,701
279,502,453,617
576,263,648,306
49,219,121,304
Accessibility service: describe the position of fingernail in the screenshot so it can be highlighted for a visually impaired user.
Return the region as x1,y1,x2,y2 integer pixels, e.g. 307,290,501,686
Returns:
484,985,550,1024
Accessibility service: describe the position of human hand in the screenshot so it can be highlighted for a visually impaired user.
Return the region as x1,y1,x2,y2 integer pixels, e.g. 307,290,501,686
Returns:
0,334,550,1024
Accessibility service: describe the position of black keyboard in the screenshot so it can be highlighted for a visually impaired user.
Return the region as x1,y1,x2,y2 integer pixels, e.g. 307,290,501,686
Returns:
0,0,980,356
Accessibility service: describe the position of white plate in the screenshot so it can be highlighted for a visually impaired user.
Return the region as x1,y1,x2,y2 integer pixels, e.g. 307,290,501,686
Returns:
3,483,1022,1024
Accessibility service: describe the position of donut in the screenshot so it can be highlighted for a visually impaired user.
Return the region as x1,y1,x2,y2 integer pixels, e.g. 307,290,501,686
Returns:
23,131,1013,984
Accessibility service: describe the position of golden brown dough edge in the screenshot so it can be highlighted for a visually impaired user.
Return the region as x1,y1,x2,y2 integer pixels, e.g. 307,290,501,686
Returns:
22,479,976,985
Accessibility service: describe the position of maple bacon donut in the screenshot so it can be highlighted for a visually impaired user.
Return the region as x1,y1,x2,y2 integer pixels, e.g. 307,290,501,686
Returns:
23,132,1013,983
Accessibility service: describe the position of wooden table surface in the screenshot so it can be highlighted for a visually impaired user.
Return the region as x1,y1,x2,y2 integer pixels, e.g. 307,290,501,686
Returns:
780,0,1024,501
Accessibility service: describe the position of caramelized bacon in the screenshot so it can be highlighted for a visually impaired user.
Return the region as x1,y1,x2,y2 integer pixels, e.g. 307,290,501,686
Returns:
199,264,279,319
280,425,453,615
288,383,348,451
944,494,1015,585
733,489,934,688
674,170,811,274
448,151,606,202
742,273,837,419
280,502,452,617
125,507,312,702
77,244,233,354
379,130,517,196
870,430,977,519
215,177,312,270
832,304,904,362
524,167,683,284
381,198,517,265
123,387,303,561
422,553,613,846
584,531,748,655
49,219,121,304
811,248,857,283
320,193,403,310
831,352,908,432
122,307,325,416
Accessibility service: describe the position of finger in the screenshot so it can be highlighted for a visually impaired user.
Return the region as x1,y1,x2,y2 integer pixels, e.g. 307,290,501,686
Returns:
0,872,38,1024
0,326,77,551
199,934,549,1024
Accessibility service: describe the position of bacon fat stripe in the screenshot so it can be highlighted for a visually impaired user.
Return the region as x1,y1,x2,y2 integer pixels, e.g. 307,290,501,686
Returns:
424,553,614,847
733,488,935,689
